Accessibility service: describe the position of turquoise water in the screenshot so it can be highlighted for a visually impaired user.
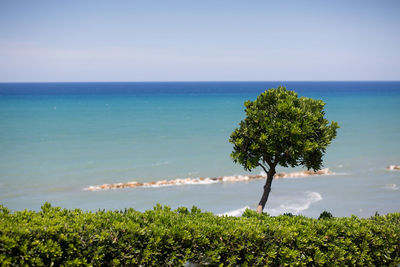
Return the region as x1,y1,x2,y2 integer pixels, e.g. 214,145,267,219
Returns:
0,82,399,217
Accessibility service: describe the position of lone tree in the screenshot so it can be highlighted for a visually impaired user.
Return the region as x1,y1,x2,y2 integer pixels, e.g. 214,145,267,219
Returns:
230,86,339,213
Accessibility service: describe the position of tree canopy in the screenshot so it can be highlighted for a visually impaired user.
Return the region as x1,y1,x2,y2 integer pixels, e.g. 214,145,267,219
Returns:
230,86,338,173
229,86,339,212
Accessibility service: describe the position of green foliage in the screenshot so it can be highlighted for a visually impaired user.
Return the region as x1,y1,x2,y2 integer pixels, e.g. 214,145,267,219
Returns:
230,86,339,171
1,204,399,266
319,211,334,220
283,212,294,217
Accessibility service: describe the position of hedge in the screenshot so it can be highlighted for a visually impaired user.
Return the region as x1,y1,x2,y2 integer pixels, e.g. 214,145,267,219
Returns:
0,203,399,266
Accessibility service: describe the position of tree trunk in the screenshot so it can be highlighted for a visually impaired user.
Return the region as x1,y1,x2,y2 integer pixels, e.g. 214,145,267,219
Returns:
256,168,276,213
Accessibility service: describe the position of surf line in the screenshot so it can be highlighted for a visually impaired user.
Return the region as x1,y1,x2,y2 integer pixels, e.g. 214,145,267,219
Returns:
84,168,332,191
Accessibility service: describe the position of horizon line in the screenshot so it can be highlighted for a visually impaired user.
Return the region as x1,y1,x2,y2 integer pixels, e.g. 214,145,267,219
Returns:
1,80,400,84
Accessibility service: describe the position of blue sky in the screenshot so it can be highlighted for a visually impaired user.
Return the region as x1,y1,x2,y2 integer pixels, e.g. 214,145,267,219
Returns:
0,0,399,82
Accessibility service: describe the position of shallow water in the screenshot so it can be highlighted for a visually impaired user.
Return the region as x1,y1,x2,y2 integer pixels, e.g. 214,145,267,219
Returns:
0,82,399,217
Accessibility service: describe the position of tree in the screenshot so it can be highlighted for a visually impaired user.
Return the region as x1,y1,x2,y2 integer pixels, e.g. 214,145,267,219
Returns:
229,86,339,213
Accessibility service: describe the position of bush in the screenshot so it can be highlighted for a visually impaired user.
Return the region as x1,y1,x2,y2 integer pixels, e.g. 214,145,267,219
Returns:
0,203,399,266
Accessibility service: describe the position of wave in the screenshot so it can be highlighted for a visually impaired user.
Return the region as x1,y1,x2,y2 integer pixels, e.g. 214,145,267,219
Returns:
218,206,251,217
84,168,332,191
383,184,399,191
387,165,400,171
217,191,323,217
266,191,323,216
274,168,332,179
151,161,169,167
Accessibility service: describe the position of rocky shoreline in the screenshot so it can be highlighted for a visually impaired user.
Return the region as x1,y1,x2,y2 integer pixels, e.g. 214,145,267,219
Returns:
387,165,400,171
85,168,332,191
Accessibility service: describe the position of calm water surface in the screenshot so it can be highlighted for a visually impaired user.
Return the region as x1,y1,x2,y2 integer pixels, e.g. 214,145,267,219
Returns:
0,82,399,217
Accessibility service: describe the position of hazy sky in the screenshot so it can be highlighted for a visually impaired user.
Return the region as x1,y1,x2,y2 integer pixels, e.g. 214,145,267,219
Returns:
0,0,399,82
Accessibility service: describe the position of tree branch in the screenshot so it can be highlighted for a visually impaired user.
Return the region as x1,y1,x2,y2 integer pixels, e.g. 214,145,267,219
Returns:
258,163,269,174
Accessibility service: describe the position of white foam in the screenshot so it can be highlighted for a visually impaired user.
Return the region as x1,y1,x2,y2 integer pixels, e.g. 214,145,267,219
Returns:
218,206,251,217
387,165,400,171
383,184,399,191
151,161,169,167
173,178,219,185
84,169,333,191
274,168,332,179
267,191,322,216
222,175,251,182
217,191,323,217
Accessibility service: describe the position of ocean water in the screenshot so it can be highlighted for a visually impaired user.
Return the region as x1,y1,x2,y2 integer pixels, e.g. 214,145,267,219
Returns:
0,82,399,217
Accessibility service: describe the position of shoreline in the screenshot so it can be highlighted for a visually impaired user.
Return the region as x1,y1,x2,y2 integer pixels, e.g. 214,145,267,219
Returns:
85,168,332,191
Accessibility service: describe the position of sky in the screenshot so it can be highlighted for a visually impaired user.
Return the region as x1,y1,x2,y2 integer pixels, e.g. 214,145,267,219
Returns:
0,0,399,82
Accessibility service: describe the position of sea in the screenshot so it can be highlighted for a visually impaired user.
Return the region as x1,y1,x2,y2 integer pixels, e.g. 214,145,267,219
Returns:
0,82,399,218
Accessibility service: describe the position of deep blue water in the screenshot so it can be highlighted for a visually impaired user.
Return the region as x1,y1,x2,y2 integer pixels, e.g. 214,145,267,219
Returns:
0,82,399,217
1,81,400,95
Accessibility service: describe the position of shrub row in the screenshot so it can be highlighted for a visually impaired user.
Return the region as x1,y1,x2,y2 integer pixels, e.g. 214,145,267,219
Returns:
0,203,399,266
